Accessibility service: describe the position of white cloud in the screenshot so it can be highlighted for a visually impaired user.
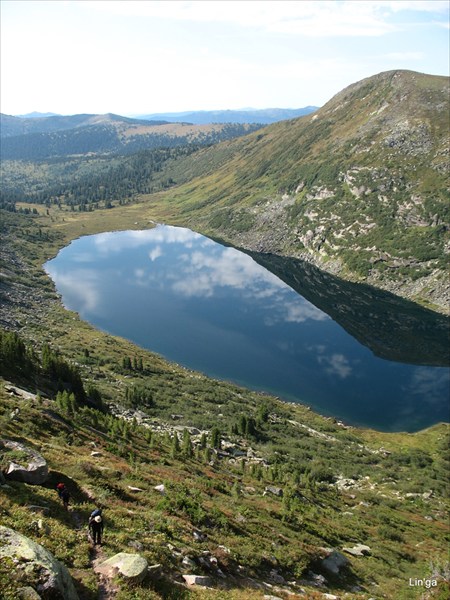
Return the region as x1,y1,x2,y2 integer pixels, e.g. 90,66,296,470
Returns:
82,1,449,37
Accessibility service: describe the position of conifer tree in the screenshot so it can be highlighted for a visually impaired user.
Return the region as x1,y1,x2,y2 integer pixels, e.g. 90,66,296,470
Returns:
171,434,180,458
182,429,193,458
210,427,221,449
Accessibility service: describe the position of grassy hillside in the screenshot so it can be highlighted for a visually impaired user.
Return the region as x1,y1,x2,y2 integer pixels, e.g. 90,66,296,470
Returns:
0,197,449,599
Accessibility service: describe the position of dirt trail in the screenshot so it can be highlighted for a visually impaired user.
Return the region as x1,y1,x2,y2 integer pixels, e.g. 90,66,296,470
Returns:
91,545,119,600
72,510,118,600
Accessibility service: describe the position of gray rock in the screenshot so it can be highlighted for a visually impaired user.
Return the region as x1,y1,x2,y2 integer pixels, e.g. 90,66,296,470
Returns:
182,574,213,587
97,552,148,583
321,551,349,575
264,486,283,497
193,529,206,542
154,484,166,495
304,571,327,587
147,563,162,579
343,543,371,557
1,440,48,485
27,505,50,516
16,587,41,600
182,556,197,569
269,569,285,584
0,526,79,599
128,540,144,551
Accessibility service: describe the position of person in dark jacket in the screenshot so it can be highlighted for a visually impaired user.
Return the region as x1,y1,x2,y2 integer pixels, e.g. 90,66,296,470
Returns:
56,483,70,510
88,513,104,545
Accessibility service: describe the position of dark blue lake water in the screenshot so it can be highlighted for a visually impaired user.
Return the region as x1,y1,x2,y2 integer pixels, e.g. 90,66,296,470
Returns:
44,225,450,432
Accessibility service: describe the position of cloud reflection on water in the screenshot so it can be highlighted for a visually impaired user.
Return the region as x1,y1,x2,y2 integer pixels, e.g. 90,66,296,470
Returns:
44,267,102,314
111,226,326,326
406,367,450,407
318,352,353,379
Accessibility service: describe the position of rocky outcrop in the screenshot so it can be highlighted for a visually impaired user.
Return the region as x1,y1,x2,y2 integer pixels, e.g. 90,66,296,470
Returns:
0,526,79,599
1,440,48,485
96,552,148,583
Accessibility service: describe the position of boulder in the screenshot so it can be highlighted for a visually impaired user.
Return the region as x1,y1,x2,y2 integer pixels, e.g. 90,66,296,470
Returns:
0,526,79,599
1,440,48,485
321,551,350,575
97,552,148,583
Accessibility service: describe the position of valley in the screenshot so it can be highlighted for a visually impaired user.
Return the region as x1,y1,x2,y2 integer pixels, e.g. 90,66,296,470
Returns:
1,69,449,599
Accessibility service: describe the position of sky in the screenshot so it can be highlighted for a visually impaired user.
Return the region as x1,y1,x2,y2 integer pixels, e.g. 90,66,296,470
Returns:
1,0,449,116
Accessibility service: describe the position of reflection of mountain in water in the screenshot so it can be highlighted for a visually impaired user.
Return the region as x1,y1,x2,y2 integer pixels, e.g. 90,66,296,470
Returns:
249,252,450,367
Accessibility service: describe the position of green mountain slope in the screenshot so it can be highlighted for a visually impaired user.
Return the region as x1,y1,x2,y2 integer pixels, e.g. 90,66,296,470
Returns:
146,70,449,312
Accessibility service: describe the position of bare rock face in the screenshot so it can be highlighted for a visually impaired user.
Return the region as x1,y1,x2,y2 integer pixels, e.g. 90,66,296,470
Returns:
97,552,148,583
1,439,48,485
0,526,79,599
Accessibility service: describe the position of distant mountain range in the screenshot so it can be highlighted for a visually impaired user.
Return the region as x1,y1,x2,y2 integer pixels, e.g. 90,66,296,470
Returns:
135,107,318,124
0,112,168,138
0,112,263,160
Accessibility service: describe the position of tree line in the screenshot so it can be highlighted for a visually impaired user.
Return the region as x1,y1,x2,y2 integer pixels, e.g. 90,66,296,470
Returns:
0,146,198,211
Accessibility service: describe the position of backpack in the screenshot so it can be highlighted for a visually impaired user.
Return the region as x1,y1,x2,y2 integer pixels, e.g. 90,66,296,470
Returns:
90,509,102,519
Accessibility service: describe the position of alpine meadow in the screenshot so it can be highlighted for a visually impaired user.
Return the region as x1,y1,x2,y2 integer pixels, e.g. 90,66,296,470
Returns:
1,68,449,600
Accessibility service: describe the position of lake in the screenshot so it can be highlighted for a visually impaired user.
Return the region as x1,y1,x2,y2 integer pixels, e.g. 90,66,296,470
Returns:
44,225,450,432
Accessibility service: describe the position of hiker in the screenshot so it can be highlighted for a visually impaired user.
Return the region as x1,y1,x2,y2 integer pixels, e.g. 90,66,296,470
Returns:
56,483,70,510
88,509,104,546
